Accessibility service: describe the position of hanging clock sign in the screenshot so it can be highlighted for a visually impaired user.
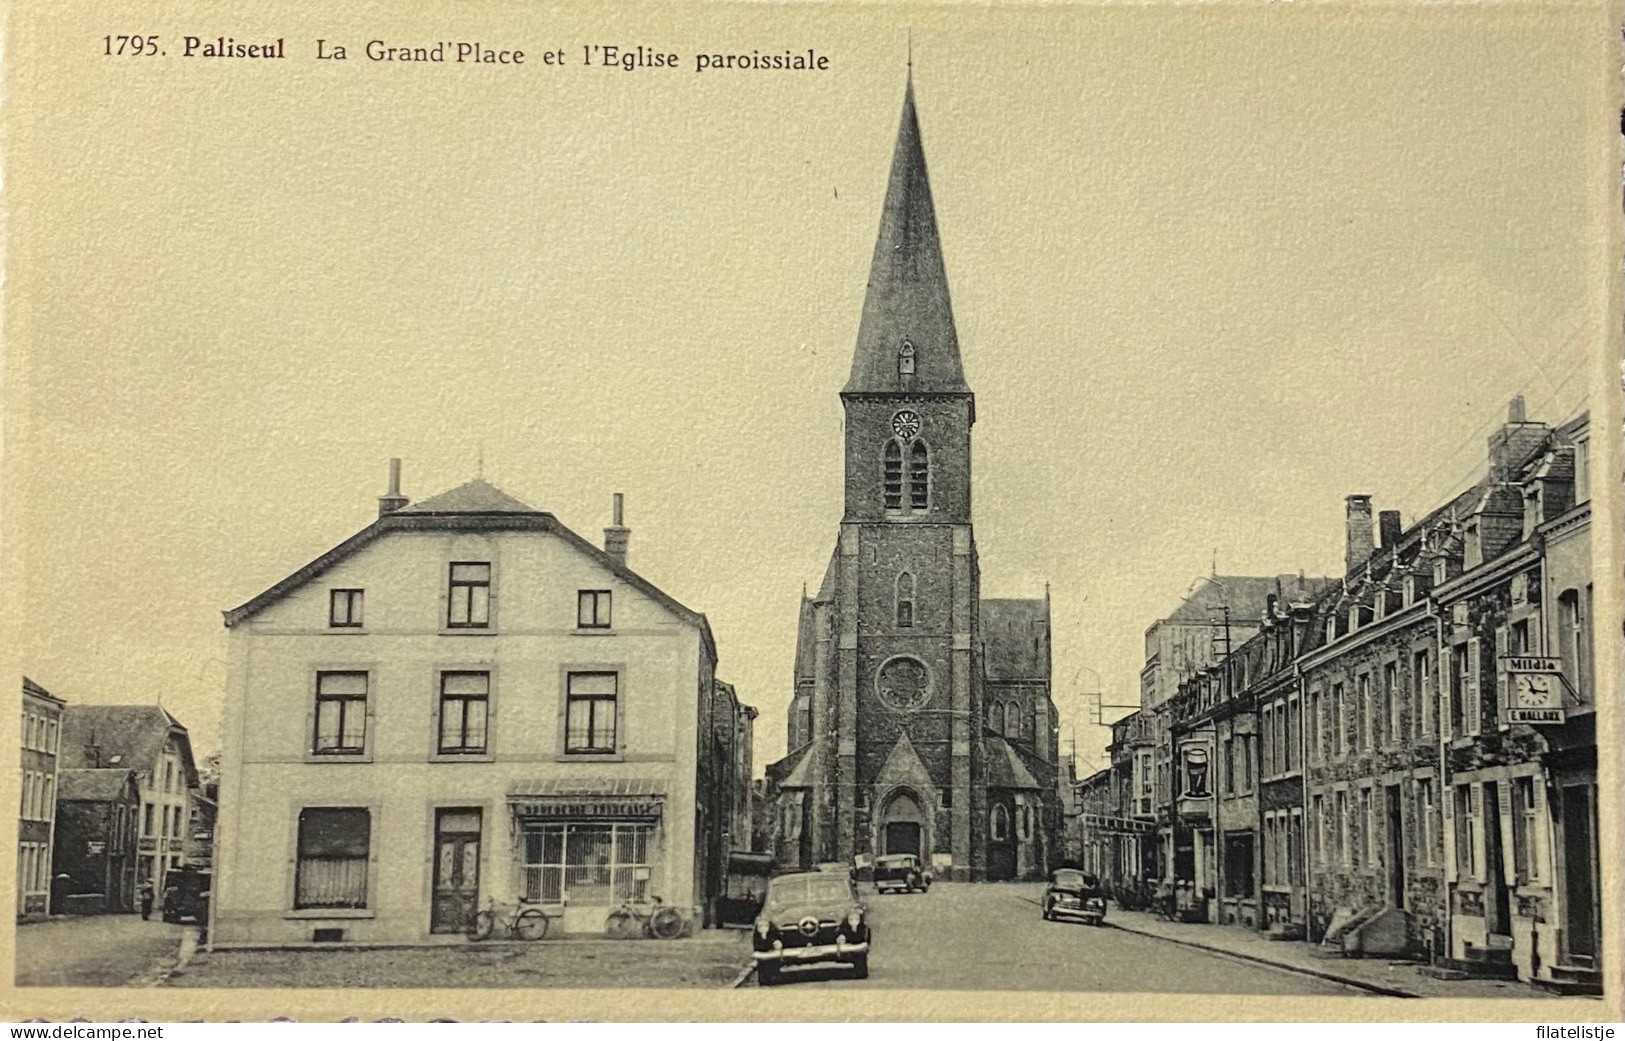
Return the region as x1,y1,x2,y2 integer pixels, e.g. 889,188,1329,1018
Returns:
1502,655,1567,724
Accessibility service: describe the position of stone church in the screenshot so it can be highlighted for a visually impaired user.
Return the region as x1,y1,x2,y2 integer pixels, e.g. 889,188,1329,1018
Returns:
765,77,1060,882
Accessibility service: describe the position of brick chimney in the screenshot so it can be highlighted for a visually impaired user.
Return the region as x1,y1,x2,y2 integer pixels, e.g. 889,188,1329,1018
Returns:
1345,494,1374,574
603,493,630,566
1487,395,1549,480
1378,510,1403,551
378,458,409,516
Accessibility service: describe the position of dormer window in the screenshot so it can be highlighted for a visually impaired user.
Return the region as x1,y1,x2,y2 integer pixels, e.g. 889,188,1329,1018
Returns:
898,340,916,376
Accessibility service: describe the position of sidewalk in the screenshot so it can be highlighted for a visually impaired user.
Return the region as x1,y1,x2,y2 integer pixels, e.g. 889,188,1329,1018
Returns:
1104,909,1590,1002
166,929,753,989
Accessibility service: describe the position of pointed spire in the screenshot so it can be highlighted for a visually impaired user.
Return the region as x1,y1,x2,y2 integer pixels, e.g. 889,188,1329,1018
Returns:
843,75,969,396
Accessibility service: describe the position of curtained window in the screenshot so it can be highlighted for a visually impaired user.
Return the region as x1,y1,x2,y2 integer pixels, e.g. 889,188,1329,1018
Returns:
295,808,370,909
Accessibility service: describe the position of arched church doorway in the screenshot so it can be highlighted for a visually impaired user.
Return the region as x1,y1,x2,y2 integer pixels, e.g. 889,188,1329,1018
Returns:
880,789,926,858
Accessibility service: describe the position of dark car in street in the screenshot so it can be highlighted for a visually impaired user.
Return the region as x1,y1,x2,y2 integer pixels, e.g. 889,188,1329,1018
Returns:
752,870,870,984
872,853,930,894
162,867,212,925
1042,868,1106,925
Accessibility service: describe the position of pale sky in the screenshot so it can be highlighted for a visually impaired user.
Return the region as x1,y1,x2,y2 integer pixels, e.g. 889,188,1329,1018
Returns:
4,1,1607,774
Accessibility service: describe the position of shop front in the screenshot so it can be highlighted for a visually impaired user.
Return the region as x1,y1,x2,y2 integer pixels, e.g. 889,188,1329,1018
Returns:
507,779,669,935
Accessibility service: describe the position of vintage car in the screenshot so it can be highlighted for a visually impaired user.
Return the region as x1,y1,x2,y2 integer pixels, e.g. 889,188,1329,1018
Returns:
752,870,870,984
1042,868,1107,925
161,867,212,925
872,853,930,894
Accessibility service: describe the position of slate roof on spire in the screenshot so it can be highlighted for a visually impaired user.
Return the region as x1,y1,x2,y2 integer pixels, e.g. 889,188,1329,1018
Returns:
843,77,970,396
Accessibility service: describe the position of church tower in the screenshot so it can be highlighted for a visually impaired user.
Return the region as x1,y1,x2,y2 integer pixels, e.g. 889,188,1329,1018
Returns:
830,73,984,879
766,73,1057,885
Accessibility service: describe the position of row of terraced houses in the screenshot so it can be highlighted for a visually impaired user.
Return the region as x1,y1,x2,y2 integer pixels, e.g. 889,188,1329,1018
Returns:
1075,397,1600,995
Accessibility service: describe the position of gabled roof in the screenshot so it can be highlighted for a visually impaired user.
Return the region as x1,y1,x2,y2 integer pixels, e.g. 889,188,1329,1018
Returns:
57,768,139,803
398,479,539,515
983,598,1050,681
843,76,969,397
221,478,717,663
22,677,65,707
59,705,196,786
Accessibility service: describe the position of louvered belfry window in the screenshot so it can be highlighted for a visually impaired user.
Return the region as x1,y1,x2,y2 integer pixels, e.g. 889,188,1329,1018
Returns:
883,441,903,510
909,442,929,509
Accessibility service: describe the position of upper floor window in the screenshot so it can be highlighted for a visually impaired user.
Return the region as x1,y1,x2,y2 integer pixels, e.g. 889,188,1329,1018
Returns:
438,671,490,755
313,671,368,755
1003,700,1019,736
909,442,929,510
898,340,916,376
895,572,915,628
577,590,612,630
330,589,364,628
447,562,491,628
883,441,904,511
565,672,618,755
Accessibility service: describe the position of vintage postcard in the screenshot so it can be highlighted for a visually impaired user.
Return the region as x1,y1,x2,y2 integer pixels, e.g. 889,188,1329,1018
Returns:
2,0,1620,1023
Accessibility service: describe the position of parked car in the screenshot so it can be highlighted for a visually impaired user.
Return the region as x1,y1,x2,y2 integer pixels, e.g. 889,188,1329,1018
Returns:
872,853,930,894
162,867,212,925
1042,868,1106,925
752,870,870,984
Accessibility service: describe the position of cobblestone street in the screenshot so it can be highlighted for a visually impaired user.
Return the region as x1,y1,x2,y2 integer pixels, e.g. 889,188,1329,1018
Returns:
15,915,188,987
166,931,752,989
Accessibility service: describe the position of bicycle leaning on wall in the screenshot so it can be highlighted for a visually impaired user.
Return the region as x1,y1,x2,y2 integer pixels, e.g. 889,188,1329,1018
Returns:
604,894,685,939
467,896,553,941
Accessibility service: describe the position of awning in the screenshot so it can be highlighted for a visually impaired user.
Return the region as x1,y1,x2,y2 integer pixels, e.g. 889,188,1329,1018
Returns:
507,777,666,822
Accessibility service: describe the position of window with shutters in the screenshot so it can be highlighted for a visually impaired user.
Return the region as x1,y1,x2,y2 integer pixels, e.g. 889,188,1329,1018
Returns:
295,807,371,909
1308,689,1322,763
1417,777,1438,867
1413,649,1434,738
1332,682,1346,757
1381,662,1398,745
1311,794,1325,869
1356,673,1371,751
1286,697,1300,773
1449,644,1468,737
1334,790,1349,869
1464,637,1482,736
1454,784,1478,880
1511,776,1543,884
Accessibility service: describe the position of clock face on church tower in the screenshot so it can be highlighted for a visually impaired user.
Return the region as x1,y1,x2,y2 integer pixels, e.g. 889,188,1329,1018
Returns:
876,656,931,712
891,410,921,440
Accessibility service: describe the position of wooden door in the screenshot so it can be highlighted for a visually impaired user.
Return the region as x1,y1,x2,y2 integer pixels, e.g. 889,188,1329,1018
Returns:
431,809,482,934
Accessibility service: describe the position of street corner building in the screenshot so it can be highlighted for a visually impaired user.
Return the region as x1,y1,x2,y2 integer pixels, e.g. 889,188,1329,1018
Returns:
18,678,65,918
1078,397,1600,995
212,470,757,945
54,703,201,914
763,76,1061,883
